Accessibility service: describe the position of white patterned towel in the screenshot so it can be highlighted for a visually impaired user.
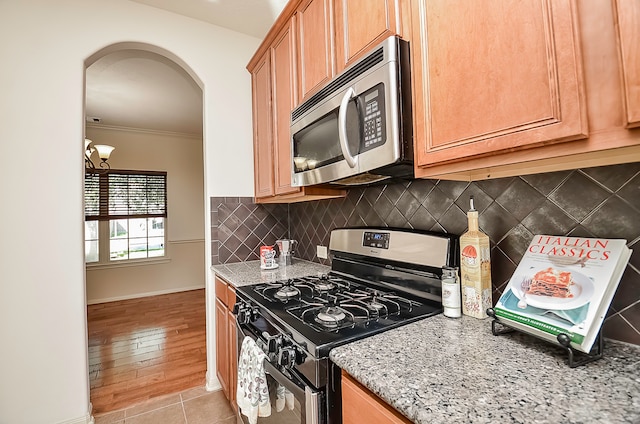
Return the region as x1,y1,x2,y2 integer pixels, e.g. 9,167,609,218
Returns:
236,336,271,424
276,384,295,412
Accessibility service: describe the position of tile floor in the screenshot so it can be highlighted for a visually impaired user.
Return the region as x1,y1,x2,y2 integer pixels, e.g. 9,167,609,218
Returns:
93,386,238,424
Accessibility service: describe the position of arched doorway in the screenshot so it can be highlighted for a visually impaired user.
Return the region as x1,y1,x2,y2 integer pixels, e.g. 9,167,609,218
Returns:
83,43,208,414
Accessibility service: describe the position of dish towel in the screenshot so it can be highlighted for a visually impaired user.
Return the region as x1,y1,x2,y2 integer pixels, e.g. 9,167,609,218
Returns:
276,384,295,412
237,336,271,424
502,288,590,325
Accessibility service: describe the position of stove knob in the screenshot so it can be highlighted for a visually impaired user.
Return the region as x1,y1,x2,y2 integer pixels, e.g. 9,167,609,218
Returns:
277,347,296,369
234,303,256,325
263,334,283,354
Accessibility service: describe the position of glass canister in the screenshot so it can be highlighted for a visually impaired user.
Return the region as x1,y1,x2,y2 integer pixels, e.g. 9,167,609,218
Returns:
441,266,462,318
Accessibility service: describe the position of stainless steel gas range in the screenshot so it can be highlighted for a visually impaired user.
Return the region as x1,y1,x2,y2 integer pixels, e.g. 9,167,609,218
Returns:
234,227,459,424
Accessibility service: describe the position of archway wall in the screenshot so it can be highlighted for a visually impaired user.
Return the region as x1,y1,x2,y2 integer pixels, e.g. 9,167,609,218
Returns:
0,1,259,422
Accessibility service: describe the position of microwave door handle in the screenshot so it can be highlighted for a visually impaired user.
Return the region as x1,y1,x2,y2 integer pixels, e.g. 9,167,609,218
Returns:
338,87,358,168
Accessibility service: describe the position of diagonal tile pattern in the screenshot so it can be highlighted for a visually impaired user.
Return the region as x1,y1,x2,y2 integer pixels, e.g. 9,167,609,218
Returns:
211,163,640,347
210,197,288,264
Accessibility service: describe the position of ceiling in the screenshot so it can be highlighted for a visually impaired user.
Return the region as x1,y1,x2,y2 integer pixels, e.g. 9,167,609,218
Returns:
85,0,288,137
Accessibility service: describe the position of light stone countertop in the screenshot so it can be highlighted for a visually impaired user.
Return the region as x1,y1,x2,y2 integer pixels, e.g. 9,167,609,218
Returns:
211,260,639,423
211,259,330,287
330,315,640,424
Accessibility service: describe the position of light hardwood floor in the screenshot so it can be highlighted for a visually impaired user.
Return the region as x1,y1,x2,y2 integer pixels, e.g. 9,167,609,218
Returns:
88,289,207,414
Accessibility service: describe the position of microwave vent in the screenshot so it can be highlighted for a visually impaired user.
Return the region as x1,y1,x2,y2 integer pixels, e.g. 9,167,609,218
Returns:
292,46,385,121
329,173,391,186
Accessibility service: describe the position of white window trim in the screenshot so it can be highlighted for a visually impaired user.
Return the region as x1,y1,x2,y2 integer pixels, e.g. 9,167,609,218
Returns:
85,219,169,267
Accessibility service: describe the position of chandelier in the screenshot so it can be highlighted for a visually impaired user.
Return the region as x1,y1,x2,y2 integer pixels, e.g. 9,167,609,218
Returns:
85,138,114,171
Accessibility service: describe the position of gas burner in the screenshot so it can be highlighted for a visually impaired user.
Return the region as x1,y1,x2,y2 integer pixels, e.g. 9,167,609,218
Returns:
367,301,386,312
314,280,336,292
275,283,301,300
315,306,347,327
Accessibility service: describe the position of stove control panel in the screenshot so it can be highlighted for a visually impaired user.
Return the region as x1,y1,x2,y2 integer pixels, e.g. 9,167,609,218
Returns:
363,231,390,249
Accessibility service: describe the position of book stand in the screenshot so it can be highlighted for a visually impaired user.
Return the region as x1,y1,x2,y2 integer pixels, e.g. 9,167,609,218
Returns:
486,308,604,368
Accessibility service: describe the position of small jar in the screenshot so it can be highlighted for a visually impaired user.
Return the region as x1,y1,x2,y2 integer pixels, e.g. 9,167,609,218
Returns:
441,266,462,318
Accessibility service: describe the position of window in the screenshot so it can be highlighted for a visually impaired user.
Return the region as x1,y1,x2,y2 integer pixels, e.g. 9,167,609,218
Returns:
85,170,167,264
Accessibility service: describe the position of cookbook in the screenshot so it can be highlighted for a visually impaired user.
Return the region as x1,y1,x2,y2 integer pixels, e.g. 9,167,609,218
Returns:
493,235,632,353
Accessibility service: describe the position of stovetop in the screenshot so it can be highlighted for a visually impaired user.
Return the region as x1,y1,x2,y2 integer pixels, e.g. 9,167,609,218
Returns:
235,227,458,368
236,273,443,359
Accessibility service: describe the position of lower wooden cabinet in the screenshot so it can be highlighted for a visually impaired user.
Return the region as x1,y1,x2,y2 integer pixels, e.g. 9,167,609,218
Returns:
342,371,412,424
215,276,238,410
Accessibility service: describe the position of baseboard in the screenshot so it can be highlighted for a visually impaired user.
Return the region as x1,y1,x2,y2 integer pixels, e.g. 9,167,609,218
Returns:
206,370,222,392
87,284,205,305
56,412,94,424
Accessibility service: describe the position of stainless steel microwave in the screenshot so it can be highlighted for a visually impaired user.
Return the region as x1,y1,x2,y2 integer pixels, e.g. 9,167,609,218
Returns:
290,36,413,187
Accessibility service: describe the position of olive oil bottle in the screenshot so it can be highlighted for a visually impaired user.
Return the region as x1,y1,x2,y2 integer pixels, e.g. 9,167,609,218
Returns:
460,196,492,318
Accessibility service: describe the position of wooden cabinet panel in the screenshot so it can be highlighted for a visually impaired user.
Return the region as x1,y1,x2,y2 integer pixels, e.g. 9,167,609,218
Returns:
613,0,640,128
249,13,346,203
271,21,302,196
215,277,228,306
252,53,274,198
215,297,229,398
216,277,238,409
296,0,334,101
334,0,403,73
342,371,411,424
227,285,237,409
412,0,587,169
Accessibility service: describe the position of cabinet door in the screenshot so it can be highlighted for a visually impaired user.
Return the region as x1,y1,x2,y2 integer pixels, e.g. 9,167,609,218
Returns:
613,0,640,128
296,0,334,101
412,0,587,169
252,53,275,198
272,20,302,196
215,298,229,398
342,372,411,424
334,0,403,73
226,286,237,409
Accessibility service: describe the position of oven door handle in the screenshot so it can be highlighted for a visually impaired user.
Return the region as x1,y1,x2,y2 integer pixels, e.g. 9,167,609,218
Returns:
261,360,321,424
338,86,358,169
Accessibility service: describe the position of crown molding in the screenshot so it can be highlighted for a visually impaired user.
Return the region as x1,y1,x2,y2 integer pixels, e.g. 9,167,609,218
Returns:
85,123,202,139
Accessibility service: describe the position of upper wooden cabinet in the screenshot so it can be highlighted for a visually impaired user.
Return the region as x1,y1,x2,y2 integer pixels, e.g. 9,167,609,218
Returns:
248,16,346,203
411,0,588,171
296,0,334,102
251,0,640,183
334,0,407,73
271,22,302,196
251,52,275,198
613,0,640,128
410,0,640,180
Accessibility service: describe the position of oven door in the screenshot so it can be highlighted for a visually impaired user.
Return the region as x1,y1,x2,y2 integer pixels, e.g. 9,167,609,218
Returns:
236,320,323,424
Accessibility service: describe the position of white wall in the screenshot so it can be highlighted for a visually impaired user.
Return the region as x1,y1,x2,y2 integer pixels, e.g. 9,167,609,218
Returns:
85,126,206,303
0,1,258,422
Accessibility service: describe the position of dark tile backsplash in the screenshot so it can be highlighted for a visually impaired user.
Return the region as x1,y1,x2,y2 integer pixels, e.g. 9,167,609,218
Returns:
210,197,288,264
211,163,640,347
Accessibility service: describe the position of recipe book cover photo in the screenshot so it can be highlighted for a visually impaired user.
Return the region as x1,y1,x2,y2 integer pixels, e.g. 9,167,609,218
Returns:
494,234,632,353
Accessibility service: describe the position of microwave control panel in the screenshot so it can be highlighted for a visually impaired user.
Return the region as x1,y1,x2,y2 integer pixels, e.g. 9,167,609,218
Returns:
361,83,386,152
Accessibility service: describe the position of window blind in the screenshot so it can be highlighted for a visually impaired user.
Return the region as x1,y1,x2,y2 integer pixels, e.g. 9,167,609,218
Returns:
84,170,167,221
